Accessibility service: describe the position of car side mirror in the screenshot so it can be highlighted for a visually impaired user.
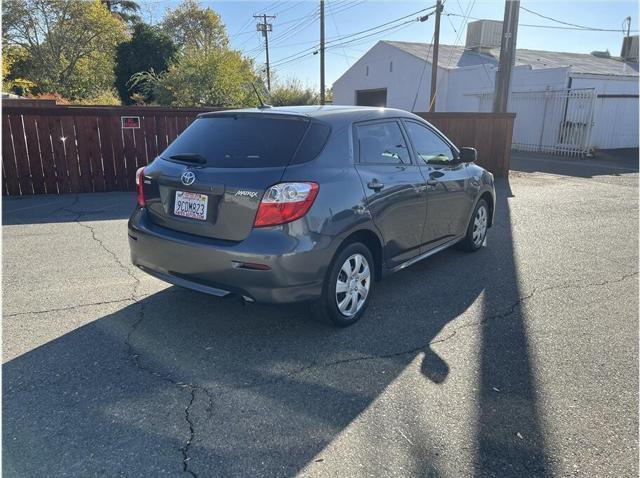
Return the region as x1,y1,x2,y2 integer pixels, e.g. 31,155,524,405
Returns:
458,147,477,163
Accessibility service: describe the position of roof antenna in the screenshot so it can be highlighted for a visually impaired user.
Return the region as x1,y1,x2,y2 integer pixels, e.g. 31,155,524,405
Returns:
251,82,272,109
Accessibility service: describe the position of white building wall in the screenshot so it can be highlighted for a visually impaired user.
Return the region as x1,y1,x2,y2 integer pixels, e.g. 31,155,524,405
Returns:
511,66,570,92
333,43,638,149
332,42,448,112
444,65,495,111
571,74,638,149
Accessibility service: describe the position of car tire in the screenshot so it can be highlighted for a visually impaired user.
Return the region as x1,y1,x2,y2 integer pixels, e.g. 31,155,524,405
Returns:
459,198,489,252
315,242,375,327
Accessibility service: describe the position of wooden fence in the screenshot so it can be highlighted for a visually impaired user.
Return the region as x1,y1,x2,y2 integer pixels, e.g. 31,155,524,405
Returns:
417,112,515,177
2,105,220,196
2,105,515,196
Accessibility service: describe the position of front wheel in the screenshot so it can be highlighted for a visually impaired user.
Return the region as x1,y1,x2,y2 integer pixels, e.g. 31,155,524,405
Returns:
315,242,374,327
459,199,489,252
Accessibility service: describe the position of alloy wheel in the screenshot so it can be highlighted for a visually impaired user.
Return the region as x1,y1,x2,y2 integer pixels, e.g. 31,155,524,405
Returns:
472,205,488,247
335,253,371,317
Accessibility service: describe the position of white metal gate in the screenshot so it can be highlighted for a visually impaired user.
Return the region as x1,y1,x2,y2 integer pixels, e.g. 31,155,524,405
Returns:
475,88,597,156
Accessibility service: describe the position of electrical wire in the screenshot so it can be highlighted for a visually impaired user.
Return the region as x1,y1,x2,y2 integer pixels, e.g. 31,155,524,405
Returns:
271,19,416,67
271,19,418,68
243,6,320,57
329,3,353,68
426,0,477,111
411,33,435,112
269,5,437,67
445,11,639,33
520,5,637,32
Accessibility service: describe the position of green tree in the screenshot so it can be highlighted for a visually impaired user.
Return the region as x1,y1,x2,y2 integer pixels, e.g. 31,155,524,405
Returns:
269,78,320,106
101,0,141,25
114,23,177,104
2,45,36,96
132,47,257,107
325,86,334,104
2,0,127,100
161,0,228,51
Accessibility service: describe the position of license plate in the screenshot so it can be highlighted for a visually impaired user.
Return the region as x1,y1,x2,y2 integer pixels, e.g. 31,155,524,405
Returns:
174,191,208,221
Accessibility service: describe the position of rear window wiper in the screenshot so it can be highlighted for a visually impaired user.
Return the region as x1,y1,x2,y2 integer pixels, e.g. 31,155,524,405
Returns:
168,153,207,164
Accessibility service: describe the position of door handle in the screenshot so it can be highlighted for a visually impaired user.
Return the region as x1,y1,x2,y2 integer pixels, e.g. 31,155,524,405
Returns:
367,179,384,192
426,179,439,186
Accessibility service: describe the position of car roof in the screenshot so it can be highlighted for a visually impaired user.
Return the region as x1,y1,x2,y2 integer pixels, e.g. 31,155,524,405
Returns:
198,105,422,123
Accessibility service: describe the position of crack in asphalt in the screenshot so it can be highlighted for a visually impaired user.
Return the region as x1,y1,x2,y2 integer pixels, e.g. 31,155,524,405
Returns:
64,211,140,296
181,388,198,478
4,297,137,317
123,295,211,477
60,204,205,477
404,270,638,353
46,206,640,475
210,270,640,393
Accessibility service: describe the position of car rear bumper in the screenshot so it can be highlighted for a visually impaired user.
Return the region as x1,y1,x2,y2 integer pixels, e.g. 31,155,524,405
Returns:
128,208,332,303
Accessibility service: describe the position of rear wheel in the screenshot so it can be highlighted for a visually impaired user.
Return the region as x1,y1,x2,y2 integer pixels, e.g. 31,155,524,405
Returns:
316,242,374,327
459,199,489,252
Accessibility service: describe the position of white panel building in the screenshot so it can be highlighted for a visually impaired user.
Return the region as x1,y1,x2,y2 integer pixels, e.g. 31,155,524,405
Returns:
332,20,639,153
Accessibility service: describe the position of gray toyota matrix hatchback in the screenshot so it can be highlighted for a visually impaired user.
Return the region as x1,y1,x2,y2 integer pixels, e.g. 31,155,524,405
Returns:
128,106,495,326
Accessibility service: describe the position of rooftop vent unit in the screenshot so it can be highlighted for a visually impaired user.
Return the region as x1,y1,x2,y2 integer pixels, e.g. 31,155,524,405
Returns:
590,50,611,58
621,35,639,62
465,20,502,51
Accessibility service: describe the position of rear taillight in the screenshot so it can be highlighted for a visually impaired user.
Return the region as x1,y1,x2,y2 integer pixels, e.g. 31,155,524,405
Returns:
136,167,146,207
254,182,319,228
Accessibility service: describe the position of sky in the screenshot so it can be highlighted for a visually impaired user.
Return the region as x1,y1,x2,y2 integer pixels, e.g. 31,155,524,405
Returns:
142,0,639,88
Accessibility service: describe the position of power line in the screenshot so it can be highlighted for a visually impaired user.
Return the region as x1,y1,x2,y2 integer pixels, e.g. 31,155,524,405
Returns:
411,33,434,111
245,3,320,56
244,6,319,57
270,0,307,16
271,20,415,67
328,5,436,44
271,19,418,68
520,5,637,32
269,5,437,67
329,2,353,69
427,0,477,111
325,0,366,15
270,2,430,51
518,23,636,32
445,11,638,33
266,7,320,45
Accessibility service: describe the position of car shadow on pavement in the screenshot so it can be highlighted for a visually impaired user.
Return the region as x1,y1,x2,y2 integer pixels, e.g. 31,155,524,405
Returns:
3,179,552,476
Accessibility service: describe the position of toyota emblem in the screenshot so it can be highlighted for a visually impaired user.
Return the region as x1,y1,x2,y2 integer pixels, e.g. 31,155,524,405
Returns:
181,171,196,186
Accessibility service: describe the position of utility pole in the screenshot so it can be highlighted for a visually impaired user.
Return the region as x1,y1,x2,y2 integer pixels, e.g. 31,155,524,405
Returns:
428,0,443,112
493,0,520,113
622,16,632,61
320,0,326,105
255,14,275,91
625,16,631,37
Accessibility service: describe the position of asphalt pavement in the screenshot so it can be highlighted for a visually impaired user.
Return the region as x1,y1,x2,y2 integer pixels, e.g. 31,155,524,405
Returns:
2,155,638,477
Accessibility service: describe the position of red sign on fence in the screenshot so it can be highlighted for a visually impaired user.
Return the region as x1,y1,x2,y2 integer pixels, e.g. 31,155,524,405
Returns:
121,116,141,129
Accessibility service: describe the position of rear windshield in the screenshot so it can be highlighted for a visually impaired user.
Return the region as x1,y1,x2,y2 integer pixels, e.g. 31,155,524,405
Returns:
161,114,327,168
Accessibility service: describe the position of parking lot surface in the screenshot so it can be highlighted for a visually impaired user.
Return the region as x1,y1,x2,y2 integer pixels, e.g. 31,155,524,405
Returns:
3,156,638,477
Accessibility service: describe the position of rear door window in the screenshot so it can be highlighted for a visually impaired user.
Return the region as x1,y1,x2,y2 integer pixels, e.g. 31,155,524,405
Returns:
355,121,410,165
161,115,312,168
